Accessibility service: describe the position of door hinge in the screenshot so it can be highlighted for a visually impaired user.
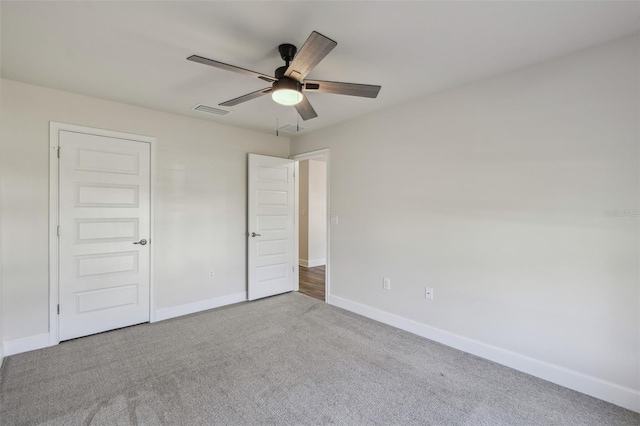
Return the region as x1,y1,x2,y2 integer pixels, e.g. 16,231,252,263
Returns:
56,147,60,158
57,304,60,315
57,226,60,237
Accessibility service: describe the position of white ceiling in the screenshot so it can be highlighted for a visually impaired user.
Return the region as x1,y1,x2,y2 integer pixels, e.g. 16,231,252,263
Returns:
2,1,638,136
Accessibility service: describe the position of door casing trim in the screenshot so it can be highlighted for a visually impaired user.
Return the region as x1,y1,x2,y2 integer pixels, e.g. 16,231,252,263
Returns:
49,122,157,345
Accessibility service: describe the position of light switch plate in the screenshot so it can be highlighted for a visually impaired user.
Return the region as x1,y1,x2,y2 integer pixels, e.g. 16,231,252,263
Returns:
425,287,433,300
330,215,339,224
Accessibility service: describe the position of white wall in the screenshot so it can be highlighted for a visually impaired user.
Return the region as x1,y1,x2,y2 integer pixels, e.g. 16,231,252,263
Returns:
0,0,4,369
307,160,327,265
298,159,327,267
0,78,289,344
0,133,3,366
291,35,639,410
298,160,309,264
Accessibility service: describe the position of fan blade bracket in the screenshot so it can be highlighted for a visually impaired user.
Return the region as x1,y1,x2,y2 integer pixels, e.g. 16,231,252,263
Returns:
303,80,381,98
289,71,303,82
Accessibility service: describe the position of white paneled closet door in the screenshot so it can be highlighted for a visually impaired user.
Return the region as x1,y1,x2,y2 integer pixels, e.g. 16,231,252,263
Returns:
58,130,151,341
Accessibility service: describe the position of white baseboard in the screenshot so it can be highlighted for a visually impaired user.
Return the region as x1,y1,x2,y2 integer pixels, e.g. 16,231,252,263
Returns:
308,258,326,267
299,258,326,268
328,295,640,413
2,293,247,356
3,333,52,357
154,292,247,322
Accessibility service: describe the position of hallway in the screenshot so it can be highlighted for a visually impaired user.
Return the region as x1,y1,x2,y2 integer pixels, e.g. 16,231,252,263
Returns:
298,265,325,301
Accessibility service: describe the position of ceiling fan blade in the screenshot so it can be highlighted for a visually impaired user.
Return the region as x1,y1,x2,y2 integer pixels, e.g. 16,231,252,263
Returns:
285,31,337,82
187,55,276,83
219,87,273,107
294,95,318,121
304,80,381,98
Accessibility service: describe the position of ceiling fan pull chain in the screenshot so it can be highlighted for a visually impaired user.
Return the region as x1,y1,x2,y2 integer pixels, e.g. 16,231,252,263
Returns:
276,104,279,137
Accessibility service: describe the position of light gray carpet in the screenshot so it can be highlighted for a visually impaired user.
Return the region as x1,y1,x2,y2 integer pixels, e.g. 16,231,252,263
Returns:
0,292,637,425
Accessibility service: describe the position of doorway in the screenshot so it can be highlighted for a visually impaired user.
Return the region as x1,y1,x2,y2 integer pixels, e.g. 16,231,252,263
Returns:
292,150,329,302
247,151,329,303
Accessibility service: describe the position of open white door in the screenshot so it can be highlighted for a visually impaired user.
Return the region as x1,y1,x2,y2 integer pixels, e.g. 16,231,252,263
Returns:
248,154,296,300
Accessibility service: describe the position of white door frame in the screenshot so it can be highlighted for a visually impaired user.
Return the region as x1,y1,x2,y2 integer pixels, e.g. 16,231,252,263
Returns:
48,122,157,346
290,149,331,302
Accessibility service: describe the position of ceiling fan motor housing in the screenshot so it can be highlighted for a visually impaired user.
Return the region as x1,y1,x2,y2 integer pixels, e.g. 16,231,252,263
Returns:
272,76,301,93
278,43,297,64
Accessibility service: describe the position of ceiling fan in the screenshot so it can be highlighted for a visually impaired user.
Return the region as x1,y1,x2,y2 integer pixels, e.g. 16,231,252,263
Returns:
187,31,381,121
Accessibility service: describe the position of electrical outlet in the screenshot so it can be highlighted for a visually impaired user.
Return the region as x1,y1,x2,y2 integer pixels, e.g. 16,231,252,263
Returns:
383,277,391,290
425,287,433,300
209,269,215,279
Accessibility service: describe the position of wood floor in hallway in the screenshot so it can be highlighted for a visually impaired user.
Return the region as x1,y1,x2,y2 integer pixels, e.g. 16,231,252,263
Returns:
299,265,325,301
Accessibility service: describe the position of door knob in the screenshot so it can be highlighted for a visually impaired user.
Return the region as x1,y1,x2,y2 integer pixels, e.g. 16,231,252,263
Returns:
250,232,261,237
133,239,148,245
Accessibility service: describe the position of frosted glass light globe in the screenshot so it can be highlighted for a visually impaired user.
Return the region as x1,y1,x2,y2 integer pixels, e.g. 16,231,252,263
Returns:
272,89,303,106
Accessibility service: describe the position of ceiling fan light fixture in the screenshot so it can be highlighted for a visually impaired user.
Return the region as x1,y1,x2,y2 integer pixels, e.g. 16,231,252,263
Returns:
272,89,303,106
271,77,303,106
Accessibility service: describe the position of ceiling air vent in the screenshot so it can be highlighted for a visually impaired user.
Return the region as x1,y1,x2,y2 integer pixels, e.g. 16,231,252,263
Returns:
277,124,305,133
193,104,231,116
